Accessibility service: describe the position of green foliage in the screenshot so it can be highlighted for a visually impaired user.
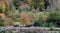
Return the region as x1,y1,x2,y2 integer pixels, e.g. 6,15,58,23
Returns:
33,11,60,27
0,0,60,27
13,0,20,5
12,0,20,9
33,12,48,27
0,16,4,26
30,0,44,10
46,11,60,27
20,0,27,3
8,11,20,22
42,22,55,27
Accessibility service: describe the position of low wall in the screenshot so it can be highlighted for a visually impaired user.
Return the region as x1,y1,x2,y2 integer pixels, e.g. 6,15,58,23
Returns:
5,27,60,33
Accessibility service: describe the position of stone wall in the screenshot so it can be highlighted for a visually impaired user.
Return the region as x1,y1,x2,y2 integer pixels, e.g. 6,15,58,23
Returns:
5,27,60,33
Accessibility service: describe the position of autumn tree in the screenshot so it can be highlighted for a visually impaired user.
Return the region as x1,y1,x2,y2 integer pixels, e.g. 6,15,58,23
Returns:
0,0,11,16
3,0,10,11
20,12,32,26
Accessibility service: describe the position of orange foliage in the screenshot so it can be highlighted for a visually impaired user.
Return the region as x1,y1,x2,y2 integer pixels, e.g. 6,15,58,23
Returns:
0,13,13,26
20,12,32,25
0,13,6,19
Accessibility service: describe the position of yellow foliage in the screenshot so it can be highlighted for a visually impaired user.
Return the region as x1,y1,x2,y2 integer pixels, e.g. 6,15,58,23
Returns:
1,1,6,13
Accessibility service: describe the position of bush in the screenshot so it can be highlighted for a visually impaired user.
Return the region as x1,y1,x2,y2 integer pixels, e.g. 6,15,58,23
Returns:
18,12,60,27
29,0,44,11
12,0,20,8
0,16,5,26
46,11,60,27
33,12,49,27
8,11,20,22
33,11,60,27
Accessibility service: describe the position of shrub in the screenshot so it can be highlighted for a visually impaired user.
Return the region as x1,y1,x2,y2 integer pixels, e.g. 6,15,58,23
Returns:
20,12,32,26
8,11,20,22
33,11,60,27
46,11,60,27
33,12,49,27
0,16,5,26
29,0,45,11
